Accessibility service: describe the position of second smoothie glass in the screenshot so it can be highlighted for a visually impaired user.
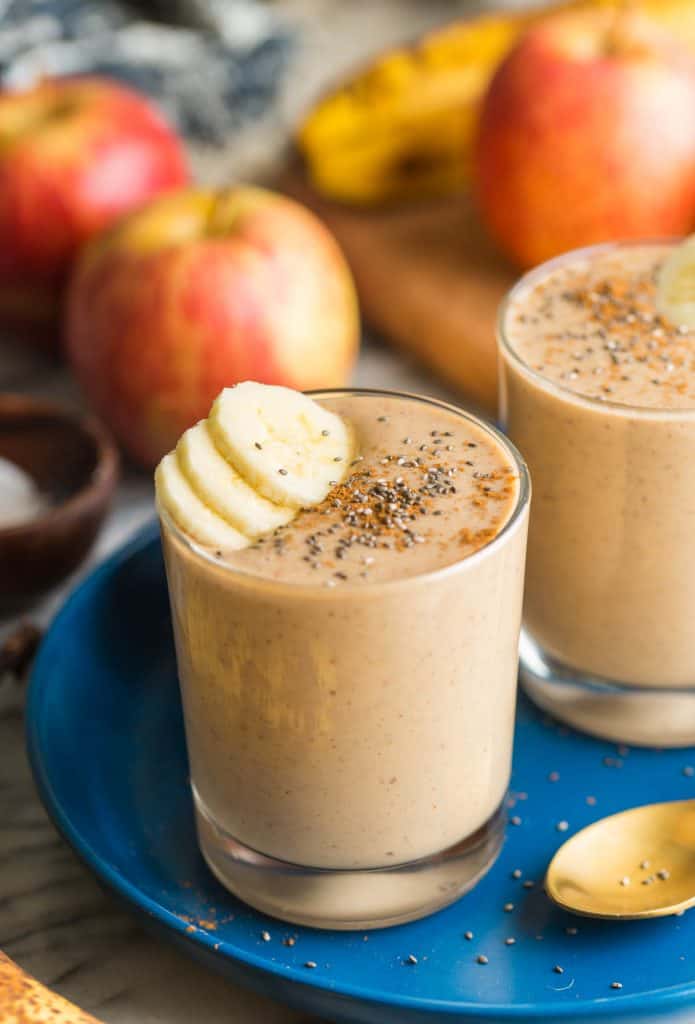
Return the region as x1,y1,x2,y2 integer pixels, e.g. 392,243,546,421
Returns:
498,241,695,748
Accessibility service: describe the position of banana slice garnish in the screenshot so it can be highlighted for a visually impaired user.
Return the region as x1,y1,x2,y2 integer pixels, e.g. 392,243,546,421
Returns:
155,382,353,549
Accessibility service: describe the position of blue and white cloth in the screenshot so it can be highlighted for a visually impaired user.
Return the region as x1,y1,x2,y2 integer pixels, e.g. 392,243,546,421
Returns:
0,0,294,145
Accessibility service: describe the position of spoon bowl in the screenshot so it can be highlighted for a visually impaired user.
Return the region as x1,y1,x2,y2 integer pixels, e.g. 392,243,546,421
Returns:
546,799,695,920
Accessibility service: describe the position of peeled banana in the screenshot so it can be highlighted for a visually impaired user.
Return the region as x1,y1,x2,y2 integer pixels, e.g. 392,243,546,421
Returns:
208,382,354,509
156,452,250,550
297,0,695,206
177,420,295,537
155,382,354,549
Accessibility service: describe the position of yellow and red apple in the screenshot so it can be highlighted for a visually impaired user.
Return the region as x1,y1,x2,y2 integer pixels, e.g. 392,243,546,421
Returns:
0,76,188,348
475,9,695,269
66,186,360,467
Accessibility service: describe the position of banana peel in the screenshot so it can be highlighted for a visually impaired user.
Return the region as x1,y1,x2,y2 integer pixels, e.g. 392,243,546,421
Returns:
298,0,695,206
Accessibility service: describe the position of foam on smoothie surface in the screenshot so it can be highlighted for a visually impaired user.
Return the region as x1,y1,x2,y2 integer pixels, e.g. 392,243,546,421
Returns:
506,245,695,410
216,393,520,584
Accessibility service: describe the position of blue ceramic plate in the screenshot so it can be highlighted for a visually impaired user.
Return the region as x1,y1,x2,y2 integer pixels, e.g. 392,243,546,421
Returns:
26,523,695,1024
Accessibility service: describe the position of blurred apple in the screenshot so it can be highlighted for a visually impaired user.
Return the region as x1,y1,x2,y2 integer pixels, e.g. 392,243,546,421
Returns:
0,76,188,348
475,9,695,268
66,186,360,467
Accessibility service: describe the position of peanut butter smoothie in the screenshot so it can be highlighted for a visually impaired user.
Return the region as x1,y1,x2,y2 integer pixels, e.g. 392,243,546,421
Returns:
500,241,695,746
156,384,529,927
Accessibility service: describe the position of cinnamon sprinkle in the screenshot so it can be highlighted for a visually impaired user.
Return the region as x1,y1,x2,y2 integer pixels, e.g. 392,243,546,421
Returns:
512,246,695,408
255,455,515,578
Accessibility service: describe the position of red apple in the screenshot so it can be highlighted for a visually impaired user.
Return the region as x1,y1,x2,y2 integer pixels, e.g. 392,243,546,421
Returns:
0,76,188,348
475,9,695,269
66,186,360,467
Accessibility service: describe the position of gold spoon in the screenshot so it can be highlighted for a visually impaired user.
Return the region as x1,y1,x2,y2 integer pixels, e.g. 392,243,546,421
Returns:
546,800,695,919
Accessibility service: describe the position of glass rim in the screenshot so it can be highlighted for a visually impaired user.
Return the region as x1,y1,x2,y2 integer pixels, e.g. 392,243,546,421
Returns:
158,387,530,593
497,237,695,420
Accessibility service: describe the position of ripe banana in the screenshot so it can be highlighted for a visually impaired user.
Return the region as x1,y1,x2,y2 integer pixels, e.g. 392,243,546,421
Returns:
297,0,695,206
155,383,354,548
156,452,249,550
208,382,354,509
655,236,695,329
177,421,295,537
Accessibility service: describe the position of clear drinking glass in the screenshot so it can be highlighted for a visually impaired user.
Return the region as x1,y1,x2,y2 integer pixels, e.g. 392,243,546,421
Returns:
498,241,695,748
158,389,530,929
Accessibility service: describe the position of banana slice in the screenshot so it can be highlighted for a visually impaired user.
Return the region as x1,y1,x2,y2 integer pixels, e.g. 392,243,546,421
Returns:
177,422,295,538
657,236,695,329
209,383,354,508
155,452,249,550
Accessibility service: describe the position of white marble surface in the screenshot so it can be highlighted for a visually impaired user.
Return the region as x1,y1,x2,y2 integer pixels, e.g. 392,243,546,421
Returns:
0,1,509,1017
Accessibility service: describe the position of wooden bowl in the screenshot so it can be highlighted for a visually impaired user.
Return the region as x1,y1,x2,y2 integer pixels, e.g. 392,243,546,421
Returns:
0,394,119,612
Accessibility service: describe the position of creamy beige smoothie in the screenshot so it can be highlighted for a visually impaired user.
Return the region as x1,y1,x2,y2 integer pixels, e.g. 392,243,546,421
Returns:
160,390,528,891
500,242,695,697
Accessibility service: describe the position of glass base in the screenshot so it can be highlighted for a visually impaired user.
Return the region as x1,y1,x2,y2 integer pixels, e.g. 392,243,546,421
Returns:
520,630,695,748
193,789,506,930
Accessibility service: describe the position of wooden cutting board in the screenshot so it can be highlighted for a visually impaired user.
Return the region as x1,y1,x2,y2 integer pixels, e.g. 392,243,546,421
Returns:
282,168,518,414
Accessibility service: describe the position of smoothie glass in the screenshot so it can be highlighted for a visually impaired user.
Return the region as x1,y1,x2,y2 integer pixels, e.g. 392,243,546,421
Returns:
159,389,530,929
498,241,695,748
